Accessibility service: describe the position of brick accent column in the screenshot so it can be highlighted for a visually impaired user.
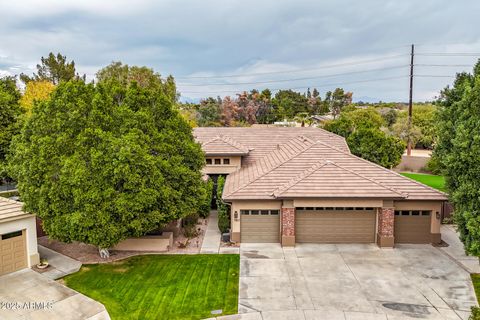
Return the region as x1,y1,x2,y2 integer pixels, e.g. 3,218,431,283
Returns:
281,207,295,246
377,207,394,247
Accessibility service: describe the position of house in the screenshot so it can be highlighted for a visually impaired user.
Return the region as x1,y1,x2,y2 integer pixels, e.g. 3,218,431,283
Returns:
194,127,447,248
0,197,39,275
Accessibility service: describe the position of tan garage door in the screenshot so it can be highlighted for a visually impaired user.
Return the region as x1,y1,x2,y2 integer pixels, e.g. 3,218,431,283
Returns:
1,230,27,276
394,210,431,243
240,210,280,243
296,208,376,243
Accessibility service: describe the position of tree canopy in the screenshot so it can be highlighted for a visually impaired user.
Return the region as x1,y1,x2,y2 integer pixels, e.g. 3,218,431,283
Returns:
323,107,405,168
433,60,480,255
20,52,79,85
19,80,56,116
9,79,206,249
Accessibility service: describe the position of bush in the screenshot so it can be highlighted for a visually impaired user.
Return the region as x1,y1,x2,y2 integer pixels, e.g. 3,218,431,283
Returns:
470,306,480,320
183,213,199,227
216,176,230,233
425,156,442,175
183,224,200,239
199,179,214,218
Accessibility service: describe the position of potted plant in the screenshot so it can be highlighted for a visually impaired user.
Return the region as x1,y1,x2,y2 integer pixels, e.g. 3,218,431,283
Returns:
37,258,49,269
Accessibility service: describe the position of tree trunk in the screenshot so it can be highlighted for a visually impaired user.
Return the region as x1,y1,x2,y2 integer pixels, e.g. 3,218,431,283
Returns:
99,248,110,259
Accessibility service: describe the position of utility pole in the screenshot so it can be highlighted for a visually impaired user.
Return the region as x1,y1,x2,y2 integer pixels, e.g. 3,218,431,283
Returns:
407,44,414,156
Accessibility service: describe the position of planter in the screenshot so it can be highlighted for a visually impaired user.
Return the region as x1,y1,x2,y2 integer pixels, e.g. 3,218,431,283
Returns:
36,262,49,269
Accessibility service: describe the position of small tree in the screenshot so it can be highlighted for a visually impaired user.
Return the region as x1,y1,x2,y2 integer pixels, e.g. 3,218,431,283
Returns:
216,176,230,233
20,52,80,85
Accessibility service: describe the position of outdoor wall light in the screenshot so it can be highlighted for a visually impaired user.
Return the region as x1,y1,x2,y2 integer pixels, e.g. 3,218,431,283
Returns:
436,212,440,219
234,211,239,220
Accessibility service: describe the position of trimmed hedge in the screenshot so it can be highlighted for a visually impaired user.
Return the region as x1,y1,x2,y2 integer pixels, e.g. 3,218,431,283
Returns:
216,176,230,233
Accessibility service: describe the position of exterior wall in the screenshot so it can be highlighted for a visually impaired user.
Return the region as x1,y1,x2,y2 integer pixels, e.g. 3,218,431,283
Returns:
203,156,242,175
113,233,173,252
294,199,383,208
230,200,282,242
395,155,430,172
0,216,39,267
394,200,443,243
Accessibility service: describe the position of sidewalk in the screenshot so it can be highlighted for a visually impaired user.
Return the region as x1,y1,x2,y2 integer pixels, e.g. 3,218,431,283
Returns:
200,210,222,254
38,245,82,279
439,224,480,273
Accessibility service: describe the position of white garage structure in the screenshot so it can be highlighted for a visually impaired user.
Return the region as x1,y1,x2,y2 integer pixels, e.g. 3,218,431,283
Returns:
0,197,39,276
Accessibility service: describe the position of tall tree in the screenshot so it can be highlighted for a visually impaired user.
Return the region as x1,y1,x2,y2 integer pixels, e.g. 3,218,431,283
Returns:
433,61,480,255
0,76,22,178
9,78,206,255
20,52,79,85
197,97,222,126
325,88,353,119
96,61,177,102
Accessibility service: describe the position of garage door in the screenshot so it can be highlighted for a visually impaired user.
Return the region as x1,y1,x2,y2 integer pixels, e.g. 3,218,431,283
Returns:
296,208,376,243
1,230,27,276
240,209,280,243
394,210,431,243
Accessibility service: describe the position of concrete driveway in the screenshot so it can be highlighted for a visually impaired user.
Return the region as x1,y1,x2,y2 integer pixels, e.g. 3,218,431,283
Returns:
0,269,109,320
239,243,477,320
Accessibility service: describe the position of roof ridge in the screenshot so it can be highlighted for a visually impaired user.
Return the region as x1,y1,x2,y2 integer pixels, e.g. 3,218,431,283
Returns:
223,136,316,198
202,135,250,153
272,160,328,197
312,139,446,197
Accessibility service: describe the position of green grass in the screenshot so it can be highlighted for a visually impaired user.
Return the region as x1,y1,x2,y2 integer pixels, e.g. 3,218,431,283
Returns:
472,274,480,304
400,172,446,192
64,254,240,320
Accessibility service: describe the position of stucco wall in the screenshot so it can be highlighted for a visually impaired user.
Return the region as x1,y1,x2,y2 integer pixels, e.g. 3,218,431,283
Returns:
202,156,242,175
294,199,383,208
0,216,39,267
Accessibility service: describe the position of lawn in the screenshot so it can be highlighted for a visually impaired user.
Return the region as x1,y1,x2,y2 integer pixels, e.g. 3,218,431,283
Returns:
400,172,446,192
64,254,240,320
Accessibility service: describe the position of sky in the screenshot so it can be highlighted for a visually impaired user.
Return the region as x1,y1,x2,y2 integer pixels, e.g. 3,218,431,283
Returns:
1,0,479,102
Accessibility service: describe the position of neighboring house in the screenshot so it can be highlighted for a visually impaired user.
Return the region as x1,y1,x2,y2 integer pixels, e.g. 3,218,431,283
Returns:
0,198,39,276
194,127,447,248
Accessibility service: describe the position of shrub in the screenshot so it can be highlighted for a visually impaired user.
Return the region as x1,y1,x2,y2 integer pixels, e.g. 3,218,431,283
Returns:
183,213,199,227
470,306,480,320
183,224,200,239
216,176,230,233
199,179,214,218
425,156,442,175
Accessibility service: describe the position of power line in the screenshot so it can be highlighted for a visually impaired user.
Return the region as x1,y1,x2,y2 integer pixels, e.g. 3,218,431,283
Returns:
180,75,409,94
178,65,408,87
414,74,456,78
176,54,408,79
415,53,480,56
415,64,473,67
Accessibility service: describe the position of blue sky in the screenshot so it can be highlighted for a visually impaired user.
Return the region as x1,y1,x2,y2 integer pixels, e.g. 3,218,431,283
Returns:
1,0,479,102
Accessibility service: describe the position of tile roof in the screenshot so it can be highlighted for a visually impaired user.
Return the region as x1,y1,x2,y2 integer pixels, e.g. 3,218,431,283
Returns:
0,197,31,222
201,135,250,155
193,127,447,201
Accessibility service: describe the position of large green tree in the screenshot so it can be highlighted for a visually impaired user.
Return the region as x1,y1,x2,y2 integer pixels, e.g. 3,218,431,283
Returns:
96,61,177,102
0,76,23,178
323,107,404,168
433,61,480,255
9,79,206,254
20,52,79,85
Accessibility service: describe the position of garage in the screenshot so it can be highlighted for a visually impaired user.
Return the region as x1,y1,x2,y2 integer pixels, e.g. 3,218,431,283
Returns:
394,210,431,243
240,209,280,243
296,207,376,243
0,198,39,276
1,230,27,276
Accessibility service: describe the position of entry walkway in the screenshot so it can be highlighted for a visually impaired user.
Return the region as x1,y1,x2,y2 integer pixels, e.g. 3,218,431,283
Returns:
200,210,222,254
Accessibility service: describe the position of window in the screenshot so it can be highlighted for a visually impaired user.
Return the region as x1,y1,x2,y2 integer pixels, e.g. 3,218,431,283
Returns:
223,158,230,165
411,210,420,216
240,209,279,215
251,210,259,215
395,211,400,216
421,211,431,216
206,159,212,165
270,210,279,215
1,230,22,240
260,210,269,215
214,159,221,165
